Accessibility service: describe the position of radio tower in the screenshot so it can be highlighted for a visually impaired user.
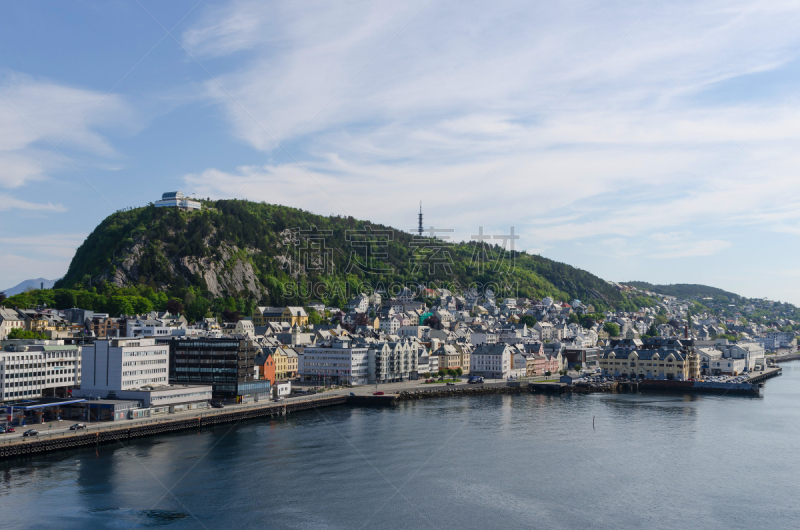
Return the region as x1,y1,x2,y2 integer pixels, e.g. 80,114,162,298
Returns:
418,201,423,236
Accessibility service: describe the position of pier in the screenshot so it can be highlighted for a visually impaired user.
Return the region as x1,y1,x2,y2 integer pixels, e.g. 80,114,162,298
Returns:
0,395,347,461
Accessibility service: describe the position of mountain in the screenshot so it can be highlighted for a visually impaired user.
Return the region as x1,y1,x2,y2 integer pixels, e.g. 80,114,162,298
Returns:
624,282,740,300
55,199,639,311
2,278,58,296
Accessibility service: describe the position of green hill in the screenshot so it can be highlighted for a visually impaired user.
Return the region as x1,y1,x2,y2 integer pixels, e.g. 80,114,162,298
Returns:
624,282,740,300
43,199,640,317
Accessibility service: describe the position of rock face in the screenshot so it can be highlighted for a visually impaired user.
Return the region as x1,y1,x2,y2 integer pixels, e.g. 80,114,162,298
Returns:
101,237,268,299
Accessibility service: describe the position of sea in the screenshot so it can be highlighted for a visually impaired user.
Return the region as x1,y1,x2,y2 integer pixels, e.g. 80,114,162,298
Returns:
2,364,800,529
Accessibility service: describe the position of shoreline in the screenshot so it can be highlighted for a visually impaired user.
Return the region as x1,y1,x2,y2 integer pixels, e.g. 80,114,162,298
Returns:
1,366,786,461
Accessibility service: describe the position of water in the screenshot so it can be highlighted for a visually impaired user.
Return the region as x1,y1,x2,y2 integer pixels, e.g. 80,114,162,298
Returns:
3,366,800,529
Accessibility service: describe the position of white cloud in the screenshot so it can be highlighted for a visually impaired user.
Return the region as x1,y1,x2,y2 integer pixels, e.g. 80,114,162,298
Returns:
0,73,135,189
0,196,66,213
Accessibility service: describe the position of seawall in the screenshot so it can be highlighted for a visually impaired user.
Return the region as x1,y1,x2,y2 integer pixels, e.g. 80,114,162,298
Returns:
0,395,347,461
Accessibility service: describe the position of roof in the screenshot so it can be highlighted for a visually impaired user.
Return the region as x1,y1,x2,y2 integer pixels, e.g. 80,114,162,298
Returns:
41,345,78,351
4,397,86,409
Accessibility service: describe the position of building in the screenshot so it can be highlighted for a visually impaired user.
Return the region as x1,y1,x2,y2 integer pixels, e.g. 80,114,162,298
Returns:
77,338,169,394
432,344,461,373
154,191,202,211
599,348,700,381
470,343,513,380
721,343,765,372
299,341,369,385
253,306,308,327
90,316,125,338
127,318,186,338
1,342,82,401
563,347,600,369
0,307,25,340
167,337,270,400
369,341,417,383
255,350,277,384
273,347,299,379
74,338,214,411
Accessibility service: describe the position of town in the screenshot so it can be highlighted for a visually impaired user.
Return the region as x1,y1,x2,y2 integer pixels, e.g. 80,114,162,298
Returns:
0,278,794,438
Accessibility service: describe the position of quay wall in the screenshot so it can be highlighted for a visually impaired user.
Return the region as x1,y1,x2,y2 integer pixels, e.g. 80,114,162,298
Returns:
772,353,800,363
0,396,347,461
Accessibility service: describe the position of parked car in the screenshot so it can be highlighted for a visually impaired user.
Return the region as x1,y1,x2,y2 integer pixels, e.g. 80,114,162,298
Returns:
23,429,39,437
210,402,225,409
373,391,385,395
69,423,86,430
2,426,15,433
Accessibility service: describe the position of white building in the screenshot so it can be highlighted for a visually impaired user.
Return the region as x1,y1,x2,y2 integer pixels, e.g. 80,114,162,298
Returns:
379,317,400,334
76,338,169,395
1,342,82,401
534,322,554,341
126,319,187,338
470,343,513,380
0,307,25,340
766,331,794,349
154,191,202,211
368,341,417,384
722,343,766,372
74,337,212,411
470,331,498,346
299,341,369,385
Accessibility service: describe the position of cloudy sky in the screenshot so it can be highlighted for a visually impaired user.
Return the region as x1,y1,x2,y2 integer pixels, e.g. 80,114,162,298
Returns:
2,1,800,302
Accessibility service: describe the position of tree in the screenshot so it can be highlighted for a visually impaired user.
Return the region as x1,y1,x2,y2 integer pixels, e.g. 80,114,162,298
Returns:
568,313,580,325
647,323,658,337
8,328,47,340
580,315,595,329
0,292,5,304
447,368,457,380
422,372,431,379
108,296,135,317
423,315,441,329
54,290,77,310
166,298,184,315
655,315,668,325
222,309,242,323
306,308,323,325
354,313,369,327
518,315,537,327
456,367,463,377
603,322,620,337
437,369,445,380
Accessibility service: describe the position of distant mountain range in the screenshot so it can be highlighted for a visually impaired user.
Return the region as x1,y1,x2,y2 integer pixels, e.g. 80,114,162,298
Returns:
2,278,59,296
624,282,740,300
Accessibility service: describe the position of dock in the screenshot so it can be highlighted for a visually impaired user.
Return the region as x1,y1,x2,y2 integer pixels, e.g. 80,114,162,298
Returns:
0,395,347,461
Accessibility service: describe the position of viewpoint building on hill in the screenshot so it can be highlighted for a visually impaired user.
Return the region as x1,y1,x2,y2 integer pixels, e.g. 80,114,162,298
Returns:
154,191,202,211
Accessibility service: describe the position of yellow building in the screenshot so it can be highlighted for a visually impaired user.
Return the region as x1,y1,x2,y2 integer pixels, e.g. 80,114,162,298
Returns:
253,306,308,327
600,348,700,381
273,347,299,379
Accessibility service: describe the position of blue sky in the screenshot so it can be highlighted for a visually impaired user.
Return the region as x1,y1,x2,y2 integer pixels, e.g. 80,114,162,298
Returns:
2,0,800,303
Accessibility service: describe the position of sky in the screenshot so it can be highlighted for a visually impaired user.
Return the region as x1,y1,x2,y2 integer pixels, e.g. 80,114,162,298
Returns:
2,0,800,302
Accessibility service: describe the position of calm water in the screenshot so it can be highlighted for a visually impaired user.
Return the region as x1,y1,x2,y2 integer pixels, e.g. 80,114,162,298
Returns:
3,365,800,529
